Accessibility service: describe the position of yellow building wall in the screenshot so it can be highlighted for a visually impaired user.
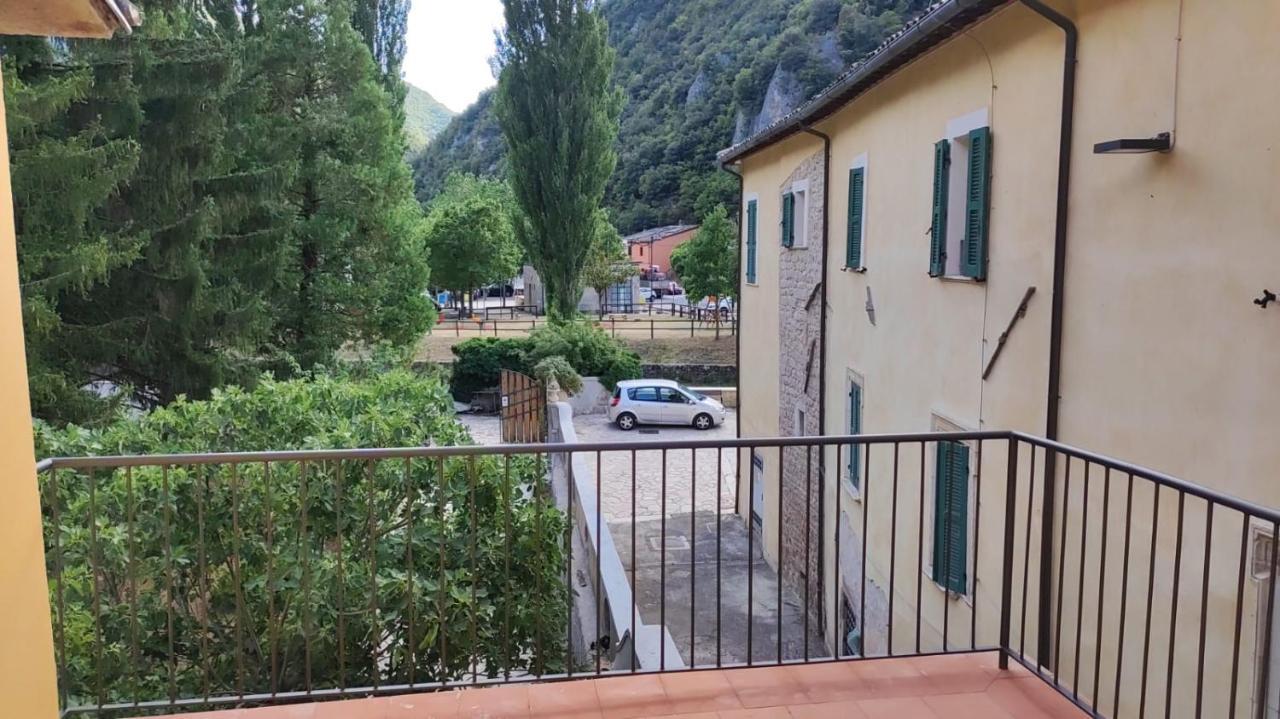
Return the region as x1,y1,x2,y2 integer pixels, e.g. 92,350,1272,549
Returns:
0,67,61,718
736,0,1280,715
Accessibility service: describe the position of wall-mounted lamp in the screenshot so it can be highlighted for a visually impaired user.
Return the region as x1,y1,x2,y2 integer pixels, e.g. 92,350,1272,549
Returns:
1093,132,1172,155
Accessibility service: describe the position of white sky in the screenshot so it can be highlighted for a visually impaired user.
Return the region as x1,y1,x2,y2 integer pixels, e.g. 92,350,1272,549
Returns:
403,0,506,114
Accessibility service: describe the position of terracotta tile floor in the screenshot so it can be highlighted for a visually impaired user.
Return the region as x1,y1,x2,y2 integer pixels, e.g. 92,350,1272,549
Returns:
153,652,1083,719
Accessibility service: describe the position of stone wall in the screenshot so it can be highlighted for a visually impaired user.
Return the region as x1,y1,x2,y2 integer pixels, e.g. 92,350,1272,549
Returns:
641,363,737,386
776,149,826,630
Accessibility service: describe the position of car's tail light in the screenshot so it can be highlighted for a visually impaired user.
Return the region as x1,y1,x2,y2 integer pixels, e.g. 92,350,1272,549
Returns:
610,397,620,407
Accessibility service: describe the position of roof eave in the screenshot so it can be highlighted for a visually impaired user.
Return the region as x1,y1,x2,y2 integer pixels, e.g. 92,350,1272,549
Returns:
717,0,1008,165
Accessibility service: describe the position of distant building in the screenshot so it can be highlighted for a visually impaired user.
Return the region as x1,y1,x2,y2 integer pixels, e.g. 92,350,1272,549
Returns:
624,225,698,277
522,265,643,315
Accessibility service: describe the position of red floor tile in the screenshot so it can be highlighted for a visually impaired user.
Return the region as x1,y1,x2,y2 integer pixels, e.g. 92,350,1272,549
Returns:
592,673,674,718
723,666,811,708
658,671,744,713
528,679,601,718
456,684,530,718
785,699,870,718
855,696,937,719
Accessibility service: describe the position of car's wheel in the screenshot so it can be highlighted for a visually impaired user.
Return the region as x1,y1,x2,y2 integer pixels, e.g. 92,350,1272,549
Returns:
693,413,714,430
616,413,638,431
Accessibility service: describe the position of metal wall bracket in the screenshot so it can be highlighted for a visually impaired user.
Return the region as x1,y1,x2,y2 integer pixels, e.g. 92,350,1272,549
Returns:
983,286,1037,380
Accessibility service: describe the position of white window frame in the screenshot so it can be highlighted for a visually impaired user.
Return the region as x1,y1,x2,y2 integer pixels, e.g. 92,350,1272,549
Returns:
941,108,988,279
794,406,807,436
847,153,869,271
788,179,810,249
744,192,760,286
923,414,978,602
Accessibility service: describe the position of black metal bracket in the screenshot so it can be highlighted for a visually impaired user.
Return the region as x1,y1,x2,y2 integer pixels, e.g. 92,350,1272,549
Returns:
983,286,1037,380
1255,289,1277,309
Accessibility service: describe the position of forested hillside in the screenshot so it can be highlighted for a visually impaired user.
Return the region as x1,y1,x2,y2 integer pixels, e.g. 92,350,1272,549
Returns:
404,83,456,152
412,0,932,234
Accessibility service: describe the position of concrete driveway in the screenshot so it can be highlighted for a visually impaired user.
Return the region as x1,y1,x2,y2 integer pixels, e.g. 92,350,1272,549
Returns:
571,410,739,522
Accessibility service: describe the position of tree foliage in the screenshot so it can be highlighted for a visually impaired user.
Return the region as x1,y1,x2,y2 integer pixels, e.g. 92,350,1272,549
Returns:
415,0,935,235
449,322,641,399
423,174,522,311
37,368,569,705
495,0,623,319
580,211,637,315
670,206,738,305
6,0,433,424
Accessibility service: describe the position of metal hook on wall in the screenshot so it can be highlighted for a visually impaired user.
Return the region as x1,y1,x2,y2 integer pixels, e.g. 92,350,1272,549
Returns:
1255,289,1277,309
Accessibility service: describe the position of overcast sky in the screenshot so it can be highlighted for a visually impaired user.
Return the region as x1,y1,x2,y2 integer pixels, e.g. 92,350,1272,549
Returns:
403,0,505,114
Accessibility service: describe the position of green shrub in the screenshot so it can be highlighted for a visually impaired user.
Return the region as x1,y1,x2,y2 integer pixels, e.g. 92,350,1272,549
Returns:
449,337,532,399
527,321,641,390
533,355,583,395
36,370,569,705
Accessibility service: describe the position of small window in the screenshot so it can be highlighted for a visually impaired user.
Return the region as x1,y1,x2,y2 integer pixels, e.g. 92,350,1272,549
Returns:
629,387,659,402
846,161,867,270
846,380,863,491
794,408,806,436
745,199,758,284
751,451,765,530
658,387,687,403
841,593,862,657
930,114,991,280
782,183,809,249
932,440,971,595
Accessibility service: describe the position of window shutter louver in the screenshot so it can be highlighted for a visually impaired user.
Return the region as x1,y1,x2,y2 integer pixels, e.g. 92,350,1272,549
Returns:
746,200,758,284
929,140,950,276
962,127,992,280
932,440,969,594
848,383,862,488
847,167,865,269
781,192,795,248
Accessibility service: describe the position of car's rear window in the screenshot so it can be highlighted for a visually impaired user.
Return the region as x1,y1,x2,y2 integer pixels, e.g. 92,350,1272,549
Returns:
628,387,659,401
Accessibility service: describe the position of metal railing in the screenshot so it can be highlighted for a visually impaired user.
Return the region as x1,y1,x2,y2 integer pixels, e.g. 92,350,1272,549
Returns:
435,314,737,339
37,431,1280,717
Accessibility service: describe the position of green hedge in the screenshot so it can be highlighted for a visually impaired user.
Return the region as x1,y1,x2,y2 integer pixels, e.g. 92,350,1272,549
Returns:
449,322,641,399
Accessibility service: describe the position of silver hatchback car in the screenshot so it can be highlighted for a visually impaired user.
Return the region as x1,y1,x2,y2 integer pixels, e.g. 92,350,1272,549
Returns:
609,379,727,430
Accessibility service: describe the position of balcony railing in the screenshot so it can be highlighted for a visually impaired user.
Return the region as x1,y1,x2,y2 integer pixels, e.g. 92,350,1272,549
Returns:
37,431,1280,718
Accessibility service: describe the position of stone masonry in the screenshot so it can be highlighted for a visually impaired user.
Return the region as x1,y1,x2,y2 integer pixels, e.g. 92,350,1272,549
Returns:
776,149,826,639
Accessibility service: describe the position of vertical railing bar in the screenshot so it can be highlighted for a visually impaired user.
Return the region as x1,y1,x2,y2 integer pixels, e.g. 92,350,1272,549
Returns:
1163,491,1186,719
333,461,347,691
365,460,380,691
1112,472,1135,717
435,456,446,687
125,466,141,705
888,441,900,657
972,438,983,651
408,456,421,687
1053,455,1071,683
834,444,843,659
88,468,105,709
748,445,755,666
1072,461,1091,697
915,441,925,656
859,441,872,658
998,438,1020,670
690,447,697,669
1256,521,1278,719
716,446,722,668
502,455,513,681
231,462,246,698
660,447,667,671
777,443,784,665
1227,513,1248,719
1193,501,1214,718
597,450,606,675
196,466,210,702
160,466,175,705
534,452,544,677
300,459,312,693
1090,467,1112,710
45,467,70,710
469,456,479,684
565,447,575,678
1139,483,1162,719
266,462,278,696
1019,445,1037,661
803,443,813,661
632,448,639,672
942,444,953,654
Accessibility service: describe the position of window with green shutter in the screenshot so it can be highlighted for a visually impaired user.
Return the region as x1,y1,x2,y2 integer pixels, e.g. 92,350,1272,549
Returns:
932,440,969,594
929,140,950,277
961,127,992,280
846,167,866,269
746,199,758,284
847,382,863,490
781,192,795,248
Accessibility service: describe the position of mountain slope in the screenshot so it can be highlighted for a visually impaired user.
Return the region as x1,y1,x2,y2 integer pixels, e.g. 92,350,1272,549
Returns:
404,83,456,153
412,0,932,234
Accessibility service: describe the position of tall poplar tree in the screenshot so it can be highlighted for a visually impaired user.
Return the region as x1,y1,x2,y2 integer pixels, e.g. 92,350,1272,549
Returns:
495,0,623,319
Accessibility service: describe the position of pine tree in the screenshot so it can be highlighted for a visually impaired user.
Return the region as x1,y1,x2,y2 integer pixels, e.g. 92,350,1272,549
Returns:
495,0,623,319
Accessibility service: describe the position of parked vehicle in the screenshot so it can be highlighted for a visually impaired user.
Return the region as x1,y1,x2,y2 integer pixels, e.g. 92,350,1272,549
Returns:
609,379,726,430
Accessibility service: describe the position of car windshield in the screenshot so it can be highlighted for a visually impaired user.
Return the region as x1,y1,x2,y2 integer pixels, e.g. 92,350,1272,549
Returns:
678,383,706,401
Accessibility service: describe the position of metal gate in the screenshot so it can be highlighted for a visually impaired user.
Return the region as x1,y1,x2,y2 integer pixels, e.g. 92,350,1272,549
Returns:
499,369,546,443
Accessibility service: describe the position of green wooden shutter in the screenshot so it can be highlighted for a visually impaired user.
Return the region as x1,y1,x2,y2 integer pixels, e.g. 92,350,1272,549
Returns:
781,192,795,248
846,167,865,269
929,140,950,277
847,383,862,489
962,127,992,280
746,200,758,284
932,441,969,594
